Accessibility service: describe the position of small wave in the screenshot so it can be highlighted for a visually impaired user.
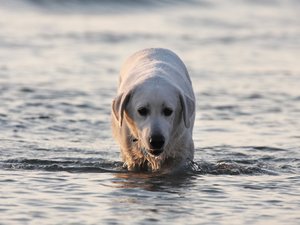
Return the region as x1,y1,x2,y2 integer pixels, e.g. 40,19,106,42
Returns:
26,0,202,7
251,146,287,152
1,145,293,175
188,161,277,175
1,157,277,175
1,0,205,14
1,158,124,173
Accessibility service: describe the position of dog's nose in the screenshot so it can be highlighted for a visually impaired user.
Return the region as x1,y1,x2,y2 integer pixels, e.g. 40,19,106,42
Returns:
149,135,165,149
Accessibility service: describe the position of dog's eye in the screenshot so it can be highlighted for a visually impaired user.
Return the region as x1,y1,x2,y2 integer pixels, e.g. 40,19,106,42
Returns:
163,108,173,116
138,107,149,116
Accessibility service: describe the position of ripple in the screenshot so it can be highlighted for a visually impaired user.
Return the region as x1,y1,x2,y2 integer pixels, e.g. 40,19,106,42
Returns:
1,158,124,173
0,156,278,175
252,146,287,152
188,161,276,175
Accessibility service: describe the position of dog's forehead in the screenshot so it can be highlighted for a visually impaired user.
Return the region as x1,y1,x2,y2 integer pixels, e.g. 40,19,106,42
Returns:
132,81,178,107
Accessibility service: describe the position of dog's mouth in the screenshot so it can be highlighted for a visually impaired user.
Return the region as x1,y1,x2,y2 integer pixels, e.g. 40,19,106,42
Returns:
132,138,164,157
148,149,163,156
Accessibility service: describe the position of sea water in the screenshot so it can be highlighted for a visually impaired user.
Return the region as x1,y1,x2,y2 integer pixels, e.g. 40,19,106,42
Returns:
0,0,299,224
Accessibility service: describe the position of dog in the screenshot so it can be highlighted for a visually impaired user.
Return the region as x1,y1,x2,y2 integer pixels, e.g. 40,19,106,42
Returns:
112,48,195,172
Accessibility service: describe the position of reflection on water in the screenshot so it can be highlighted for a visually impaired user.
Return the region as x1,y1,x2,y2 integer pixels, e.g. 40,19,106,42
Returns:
0,0,299,224
112,172,192,191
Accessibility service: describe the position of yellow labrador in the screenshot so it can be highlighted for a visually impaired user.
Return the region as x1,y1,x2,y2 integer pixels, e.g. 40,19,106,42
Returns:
112,48,195,172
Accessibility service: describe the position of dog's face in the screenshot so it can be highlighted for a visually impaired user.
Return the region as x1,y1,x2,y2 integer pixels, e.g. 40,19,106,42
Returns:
112,79,195,158
126,83,179,156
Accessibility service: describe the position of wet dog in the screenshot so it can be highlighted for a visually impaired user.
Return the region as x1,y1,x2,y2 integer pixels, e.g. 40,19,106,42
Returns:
112,48,195,172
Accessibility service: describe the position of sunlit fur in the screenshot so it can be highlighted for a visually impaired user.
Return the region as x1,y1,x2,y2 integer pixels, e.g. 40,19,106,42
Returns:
112,48,195,173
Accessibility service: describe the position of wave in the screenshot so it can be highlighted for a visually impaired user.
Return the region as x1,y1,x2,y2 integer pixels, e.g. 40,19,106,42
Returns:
0,0,206,13
2,0,294,14
188,160,277,175
0,157,278,175
1,158,124,173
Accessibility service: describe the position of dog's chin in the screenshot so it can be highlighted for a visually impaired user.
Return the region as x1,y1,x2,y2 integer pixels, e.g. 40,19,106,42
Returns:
148,149,164,157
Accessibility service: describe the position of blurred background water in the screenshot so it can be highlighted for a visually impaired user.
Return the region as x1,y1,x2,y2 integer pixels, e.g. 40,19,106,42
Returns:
0,0,299,224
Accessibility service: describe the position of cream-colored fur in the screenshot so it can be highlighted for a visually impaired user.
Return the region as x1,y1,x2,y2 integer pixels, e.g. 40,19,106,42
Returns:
112,48,195,172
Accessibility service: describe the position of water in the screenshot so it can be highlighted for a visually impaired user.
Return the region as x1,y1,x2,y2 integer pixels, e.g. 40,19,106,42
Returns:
0,0,300,224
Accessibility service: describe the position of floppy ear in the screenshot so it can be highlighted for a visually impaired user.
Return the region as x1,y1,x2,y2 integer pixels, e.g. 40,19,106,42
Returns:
112,90,132,127
179,92,195,128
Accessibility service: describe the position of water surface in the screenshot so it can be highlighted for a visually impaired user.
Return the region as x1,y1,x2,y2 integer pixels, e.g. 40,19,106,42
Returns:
0,0,299,224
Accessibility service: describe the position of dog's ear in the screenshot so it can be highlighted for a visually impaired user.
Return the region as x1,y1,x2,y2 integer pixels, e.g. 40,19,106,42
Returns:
179,92,195,128
112,90,132,127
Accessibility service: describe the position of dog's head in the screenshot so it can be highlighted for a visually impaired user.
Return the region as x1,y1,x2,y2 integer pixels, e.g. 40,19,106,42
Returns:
112,79,194,157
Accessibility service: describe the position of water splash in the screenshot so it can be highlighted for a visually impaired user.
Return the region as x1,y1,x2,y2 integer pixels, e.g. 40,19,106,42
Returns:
1,155,279,175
